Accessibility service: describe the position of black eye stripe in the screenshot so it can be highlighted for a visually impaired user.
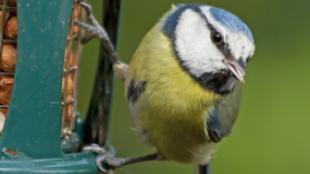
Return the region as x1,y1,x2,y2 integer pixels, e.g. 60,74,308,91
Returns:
209,29,232,59
193,7,234,59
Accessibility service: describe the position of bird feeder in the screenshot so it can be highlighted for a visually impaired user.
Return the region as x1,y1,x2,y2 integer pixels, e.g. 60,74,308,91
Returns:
0,0,120,173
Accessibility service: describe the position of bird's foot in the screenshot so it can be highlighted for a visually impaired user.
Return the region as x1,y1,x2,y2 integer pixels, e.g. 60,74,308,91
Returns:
83,144,161,172
74,1,129,80
74,1,110,44
96,153,128,171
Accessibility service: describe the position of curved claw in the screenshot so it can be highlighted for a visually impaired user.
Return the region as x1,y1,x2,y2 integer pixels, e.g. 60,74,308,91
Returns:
96,152,127,171
96,155,109,172
77,1,92,17
83,144,120,172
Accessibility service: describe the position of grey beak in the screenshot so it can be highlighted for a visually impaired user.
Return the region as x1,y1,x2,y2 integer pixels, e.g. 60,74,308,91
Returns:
226,59,246,83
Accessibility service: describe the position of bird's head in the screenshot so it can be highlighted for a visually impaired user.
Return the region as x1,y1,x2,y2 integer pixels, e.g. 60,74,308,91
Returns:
162,4,255,95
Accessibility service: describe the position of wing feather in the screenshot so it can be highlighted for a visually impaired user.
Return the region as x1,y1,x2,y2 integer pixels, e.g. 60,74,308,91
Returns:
206,82,243,142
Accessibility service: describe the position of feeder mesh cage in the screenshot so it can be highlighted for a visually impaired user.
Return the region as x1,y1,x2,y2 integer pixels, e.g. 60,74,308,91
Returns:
0,0,85,137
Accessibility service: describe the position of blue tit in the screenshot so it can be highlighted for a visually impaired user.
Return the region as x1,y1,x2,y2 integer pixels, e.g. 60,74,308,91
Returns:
125,4,255,165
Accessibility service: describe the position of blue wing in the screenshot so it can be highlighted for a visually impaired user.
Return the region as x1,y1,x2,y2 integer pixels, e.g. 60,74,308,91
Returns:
206,83,243,143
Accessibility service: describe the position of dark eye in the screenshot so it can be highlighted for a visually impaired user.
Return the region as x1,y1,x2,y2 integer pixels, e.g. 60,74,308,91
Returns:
211,31,223,44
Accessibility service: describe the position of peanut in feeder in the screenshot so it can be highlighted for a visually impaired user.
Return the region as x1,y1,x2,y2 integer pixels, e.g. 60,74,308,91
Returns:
0,44,16,72
0,0,17,128
5,16,17,39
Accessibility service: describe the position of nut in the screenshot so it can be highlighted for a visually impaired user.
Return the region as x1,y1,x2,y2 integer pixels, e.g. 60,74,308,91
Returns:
63,103,74,123
0,111,5,133
0,77,13,104
62,74,74,96
0,45,17,72
5,16,18,39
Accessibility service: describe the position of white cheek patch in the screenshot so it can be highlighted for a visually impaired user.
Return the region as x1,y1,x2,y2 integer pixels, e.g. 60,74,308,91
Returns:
175,9,226,77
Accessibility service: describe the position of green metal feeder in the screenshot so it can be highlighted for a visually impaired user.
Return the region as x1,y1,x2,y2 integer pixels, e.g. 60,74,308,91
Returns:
0,0,121,173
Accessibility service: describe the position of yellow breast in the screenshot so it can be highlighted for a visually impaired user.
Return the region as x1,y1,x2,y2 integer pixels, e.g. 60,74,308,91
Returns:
126,22,220,163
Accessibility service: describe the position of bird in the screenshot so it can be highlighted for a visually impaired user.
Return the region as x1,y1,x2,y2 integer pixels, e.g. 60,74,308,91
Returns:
77,2,255,173
124,3,255,168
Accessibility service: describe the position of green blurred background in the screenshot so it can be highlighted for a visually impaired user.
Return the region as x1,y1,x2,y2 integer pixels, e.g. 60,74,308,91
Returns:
78,0,310,174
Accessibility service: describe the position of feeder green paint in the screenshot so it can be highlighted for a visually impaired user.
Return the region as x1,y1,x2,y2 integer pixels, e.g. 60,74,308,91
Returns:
0,0,99,173
0,152,98,174
0,0,73,158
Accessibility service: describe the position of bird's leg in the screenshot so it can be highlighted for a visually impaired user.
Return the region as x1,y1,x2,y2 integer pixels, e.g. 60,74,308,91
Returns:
97,152,161,171
198,164,211,174
75,1,128,80
84,144,162,172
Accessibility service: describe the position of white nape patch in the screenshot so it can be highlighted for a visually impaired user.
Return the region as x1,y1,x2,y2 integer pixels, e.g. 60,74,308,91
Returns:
200,6,255,63
175,9,226,77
